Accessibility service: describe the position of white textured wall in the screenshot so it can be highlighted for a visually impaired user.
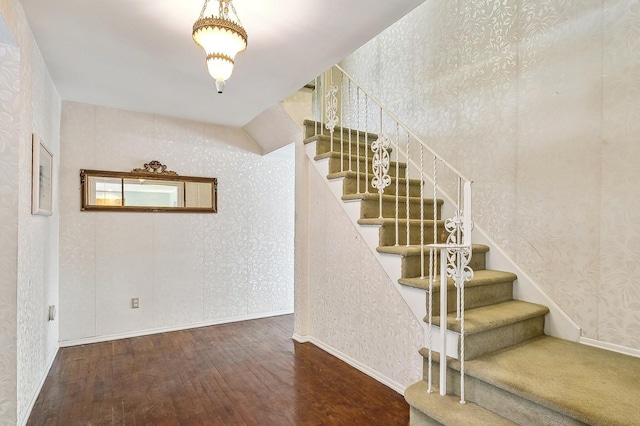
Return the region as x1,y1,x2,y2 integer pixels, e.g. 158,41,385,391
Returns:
59,102,294,343
0,1,61,424
340,0,640,349
0,42,20,426
306,166,423,389
15,32,61,426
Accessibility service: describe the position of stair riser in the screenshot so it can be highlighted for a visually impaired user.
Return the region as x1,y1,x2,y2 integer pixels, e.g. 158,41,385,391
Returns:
429,281,514,317
379,222,445,246
401,251,486,279
304,122,378,141
421,321,546,372
360,199,440,221
462,316,545,360
424,362,583,426
343,175,422,197
327,157,406,178
409,407,444,426
316,138,381,157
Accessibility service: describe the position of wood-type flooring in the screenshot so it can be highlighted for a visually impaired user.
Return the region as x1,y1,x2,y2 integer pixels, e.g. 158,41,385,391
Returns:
28,314,409,425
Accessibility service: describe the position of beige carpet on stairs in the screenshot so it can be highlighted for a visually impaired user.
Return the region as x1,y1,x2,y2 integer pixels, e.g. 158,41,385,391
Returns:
304,120,640,426
461,336,640,425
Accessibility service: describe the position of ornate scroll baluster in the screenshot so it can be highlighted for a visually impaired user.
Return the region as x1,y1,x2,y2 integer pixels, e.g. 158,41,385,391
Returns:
443,205,474,404
325,82,339,159
443,209,474,306
325,84,339,133
371,135,391,219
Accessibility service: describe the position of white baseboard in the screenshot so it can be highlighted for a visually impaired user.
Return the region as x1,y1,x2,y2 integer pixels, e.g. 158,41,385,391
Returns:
298,335,406,395
580,337,640,358
292,333,310,343
59,310,294,347
19,346,59,426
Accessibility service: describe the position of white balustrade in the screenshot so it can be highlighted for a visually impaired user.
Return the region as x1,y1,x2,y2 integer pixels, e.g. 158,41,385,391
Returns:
312,65,474,404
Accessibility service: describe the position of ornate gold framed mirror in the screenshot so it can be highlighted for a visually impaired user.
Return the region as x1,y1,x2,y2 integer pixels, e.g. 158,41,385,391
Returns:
80,161,218,213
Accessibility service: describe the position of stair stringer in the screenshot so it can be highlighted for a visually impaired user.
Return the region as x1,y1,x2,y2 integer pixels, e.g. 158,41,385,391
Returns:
305,140,460,358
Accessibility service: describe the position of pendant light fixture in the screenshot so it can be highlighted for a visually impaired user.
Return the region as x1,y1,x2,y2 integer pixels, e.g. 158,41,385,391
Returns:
193,0,248,94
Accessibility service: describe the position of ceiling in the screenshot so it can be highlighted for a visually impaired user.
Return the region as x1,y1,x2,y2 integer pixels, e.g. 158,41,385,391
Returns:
20,0,424,128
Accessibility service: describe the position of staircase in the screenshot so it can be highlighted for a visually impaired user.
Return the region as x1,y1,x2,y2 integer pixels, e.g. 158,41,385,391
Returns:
303,117,640,425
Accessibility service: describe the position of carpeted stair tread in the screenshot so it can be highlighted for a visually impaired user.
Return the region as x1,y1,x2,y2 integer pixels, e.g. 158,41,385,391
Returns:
378,243,488,257
314,151,407,169
312,135,390,157
303,119,378,141
331,171,424,198
445,336,640,425
343,191,436,201
357,217,444,227
431,300,549,334
398,269,517,291
328,171,420,186
358,218,447,246
405,381,517,426
307,133,379,146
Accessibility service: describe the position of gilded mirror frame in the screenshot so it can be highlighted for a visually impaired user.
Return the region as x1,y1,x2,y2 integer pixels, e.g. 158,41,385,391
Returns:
80,161,218,213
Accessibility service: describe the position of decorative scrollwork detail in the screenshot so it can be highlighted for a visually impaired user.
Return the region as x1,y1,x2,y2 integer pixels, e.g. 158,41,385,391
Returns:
444,210,475,287
325,85,339,134
371,135,392,192
444,210,463,244
131,160,178,176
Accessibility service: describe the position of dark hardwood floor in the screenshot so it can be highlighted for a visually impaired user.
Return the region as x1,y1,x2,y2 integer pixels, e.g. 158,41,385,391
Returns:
28,315,409,425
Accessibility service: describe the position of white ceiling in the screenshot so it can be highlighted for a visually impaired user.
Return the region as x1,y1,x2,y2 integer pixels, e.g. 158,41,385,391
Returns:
20,0,424,128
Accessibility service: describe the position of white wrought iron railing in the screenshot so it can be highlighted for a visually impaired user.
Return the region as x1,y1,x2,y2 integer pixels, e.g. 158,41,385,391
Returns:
311,65,474,403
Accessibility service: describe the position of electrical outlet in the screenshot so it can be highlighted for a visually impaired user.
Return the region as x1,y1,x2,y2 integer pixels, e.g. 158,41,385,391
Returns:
131,297,140,309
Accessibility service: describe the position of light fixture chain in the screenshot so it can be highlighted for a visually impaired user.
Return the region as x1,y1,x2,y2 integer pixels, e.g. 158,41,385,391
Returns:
229,2,244,26
199,0,210,19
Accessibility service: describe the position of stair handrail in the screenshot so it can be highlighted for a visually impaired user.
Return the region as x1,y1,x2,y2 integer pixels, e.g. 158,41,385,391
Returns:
332,65,470,183
312,65,474,404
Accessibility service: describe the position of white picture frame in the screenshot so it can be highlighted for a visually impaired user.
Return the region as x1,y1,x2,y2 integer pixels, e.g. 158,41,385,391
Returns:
32,134,53,216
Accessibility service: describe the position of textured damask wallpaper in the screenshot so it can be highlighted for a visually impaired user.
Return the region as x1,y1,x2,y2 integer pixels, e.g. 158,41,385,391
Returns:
307,167,424,388
0,1,62,424
341,0,640,348
59,102,294,343
0,42,20,426
16,33,61,426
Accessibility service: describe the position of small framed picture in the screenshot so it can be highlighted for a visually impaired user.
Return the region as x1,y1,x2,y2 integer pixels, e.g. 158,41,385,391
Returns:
32,134,53,216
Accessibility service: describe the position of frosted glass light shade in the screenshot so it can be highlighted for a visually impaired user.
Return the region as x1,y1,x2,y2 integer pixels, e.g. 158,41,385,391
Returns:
193,16,247,87
207,57,234,81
